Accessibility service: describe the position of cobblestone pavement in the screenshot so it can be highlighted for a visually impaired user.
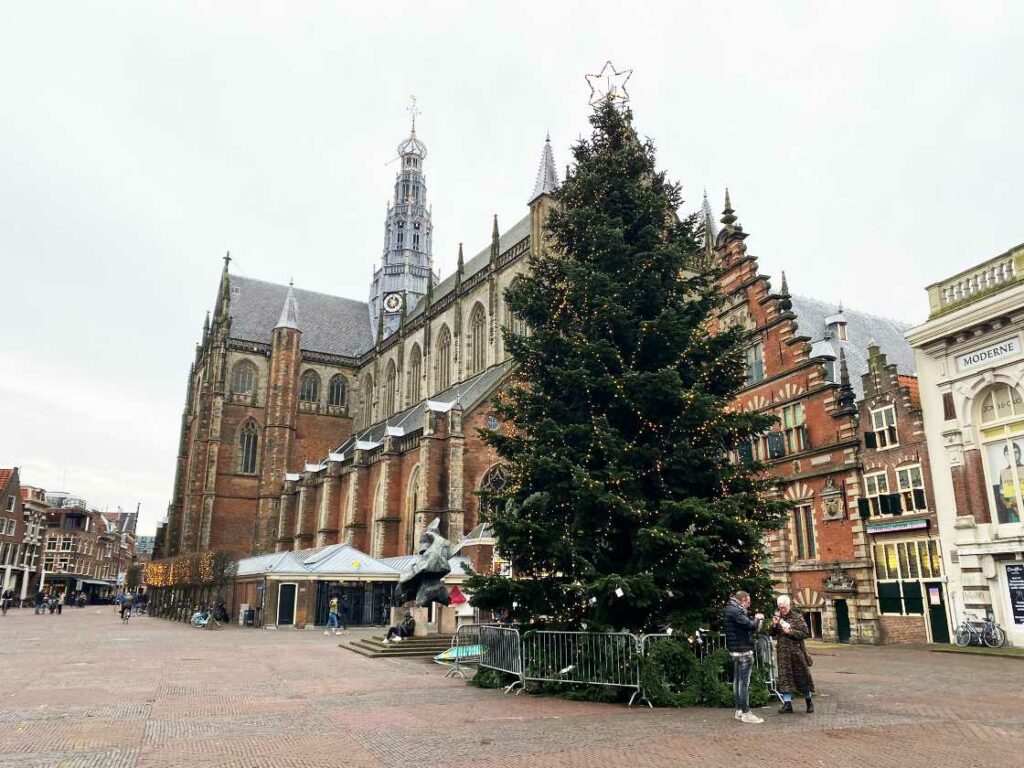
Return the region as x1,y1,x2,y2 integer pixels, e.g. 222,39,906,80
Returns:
1,609,1021,767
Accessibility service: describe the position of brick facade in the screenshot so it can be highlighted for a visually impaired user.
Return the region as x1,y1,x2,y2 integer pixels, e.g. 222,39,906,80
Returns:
857,345,950,644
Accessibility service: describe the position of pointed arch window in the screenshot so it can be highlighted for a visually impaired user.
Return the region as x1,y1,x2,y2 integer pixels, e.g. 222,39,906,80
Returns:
328,375,346,407
361,373,374,428
299,370,320,403
478,464,510,520
231,360,257,396
239,422,259,474
408,344,423,403
437,326,452,391
383,360,397,416
468,303,487,375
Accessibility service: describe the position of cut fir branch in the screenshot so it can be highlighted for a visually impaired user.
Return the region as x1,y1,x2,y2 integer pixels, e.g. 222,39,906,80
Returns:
468,99,786,633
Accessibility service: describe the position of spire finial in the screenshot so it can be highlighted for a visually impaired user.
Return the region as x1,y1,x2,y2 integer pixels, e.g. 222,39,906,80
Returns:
780,271,790,296
457,242,465,273
490,215,500,259
778,271,792,311
837,348,856,411
276,282,299,330
721,188,737,230
407,94,420,134
223,251,231,268
530,133,560,203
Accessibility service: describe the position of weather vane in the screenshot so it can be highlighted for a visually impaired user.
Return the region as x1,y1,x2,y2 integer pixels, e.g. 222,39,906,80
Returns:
586,61,632,106
407,94,421,132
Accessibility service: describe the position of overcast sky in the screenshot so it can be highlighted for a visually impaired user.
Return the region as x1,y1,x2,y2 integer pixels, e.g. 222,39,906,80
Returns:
2,2,1021,535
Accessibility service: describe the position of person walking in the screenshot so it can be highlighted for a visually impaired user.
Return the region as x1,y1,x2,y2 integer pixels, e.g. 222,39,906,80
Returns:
338,595,350,633
770,594,815,714
724,590,765,724
56,591,64,615
325,596,340,636
34,590,45,615
1,587,13,616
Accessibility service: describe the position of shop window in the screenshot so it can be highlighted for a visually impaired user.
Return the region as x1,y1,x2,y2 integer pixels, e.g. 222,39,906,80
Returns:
873,541,940,616
983,432,1024,524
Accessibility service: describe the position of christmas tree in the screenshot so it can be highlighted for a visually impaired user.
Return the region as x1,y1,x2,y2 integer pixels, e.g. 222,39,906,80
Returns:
467,97,786,632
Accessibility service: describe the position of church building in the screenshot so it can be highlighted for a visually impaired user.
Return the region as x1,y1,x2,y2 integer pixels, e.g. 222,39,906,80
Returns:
158,120,557,562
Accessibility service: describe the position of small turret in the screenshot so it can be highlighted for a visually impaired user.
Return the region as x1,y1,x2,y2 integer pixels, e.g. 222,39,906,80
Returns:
529,133,559,203
276,281,300,330
779,271,792,312
490,215,500,260
836,348,857,413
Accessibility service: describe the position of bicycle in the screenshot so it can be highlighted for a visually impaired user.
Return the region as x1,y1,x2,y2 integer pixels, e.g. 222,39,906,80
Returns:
191,607,222,629
954,613,1005,648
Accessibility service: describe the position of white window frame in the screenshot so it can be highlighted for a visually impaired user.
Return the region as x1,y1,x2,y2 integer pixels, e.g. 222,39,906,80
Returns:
896,464,927,512
4,495,13,512
781,403,806,454
870,405,899,449
745,343,765,385
864,471,890,516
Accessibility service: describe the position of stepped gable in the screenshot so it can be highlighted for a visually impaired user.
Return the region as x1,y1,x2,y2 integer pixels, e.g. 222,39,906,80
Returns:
790,295,915,399
228,275,373,357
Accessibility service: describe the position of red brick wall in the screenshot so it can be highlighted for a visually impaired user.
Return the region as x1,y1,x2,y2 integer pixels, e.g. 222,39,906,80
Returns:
878,615,928,644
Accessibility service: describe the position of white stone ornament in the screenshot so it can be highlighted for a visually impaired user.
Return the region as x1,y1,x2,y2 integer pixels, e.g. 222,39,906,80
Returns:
586,61,633,106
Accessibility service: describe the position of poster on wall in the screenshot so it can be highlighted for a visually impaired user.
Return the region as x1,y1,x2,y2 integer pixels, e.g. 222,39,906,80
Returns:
986,440,1024,524
1007,564,1024,625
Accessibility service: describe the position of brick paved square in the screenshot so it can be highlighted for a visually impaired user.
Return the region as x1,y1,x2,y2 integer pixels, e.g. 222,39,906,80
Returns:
1,610,1022,767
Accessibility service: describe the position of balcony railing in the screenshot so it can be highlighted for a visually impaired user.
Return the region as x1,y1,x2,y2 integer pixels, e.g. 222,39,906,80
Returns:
927,245,1024,318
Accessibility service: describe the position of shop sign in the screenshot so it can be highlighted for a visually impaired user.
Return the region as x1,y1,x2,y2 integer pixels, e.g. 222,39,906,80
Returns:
958,338,1020,371
1007,563,1024,625
866,518,929,535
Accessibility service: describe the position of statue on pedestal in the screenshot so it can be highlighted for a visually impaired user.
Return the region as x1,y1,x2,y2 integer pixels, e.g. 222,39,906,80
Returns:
394,518,452,606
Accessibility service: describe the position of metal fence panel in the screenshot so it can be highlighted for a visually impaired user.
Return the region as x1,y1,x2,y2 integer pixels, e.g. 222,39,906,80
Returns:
478,625,524,692
520,631,646,706
442,623,483,679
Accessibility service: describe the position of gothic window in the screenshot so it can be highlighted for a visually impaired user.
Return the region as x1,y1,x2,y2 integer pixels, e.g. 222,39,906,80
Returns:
383,360,397,416
397,231,404,247
408,343,422,403
468,303,487,375
413,233,420,250
328,375,346,407
977,384,1024,524
436,325,452,391
478,464,510,520
299,370,320,403
405,465,420,554
231,360,257,396
239,422,259,474
361,373,374,428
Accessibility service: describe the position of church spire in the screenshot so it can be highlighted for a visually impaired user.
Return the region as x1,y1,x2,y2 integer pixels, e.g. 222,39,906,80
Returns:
701,189,718,263
369,106,434,339
529,133,559,203
276,281,299,330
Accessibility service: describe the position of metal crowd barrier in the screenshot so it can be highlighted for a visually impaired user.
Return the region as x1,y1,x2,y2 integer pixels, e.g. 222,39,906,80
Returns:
519,630,648,707
442,623,483,679
478,625,524,692
469,625,779,707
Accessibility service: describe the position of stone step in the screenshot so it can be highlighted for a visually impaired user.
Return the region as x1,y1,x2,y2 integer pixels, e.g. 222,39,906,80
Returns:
341,635,455,659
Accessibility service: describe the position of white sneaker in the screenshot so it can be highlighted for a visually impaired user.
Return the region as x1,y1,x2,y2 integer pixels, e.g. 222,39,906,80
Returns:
739,712,763,724
324,630,329,635
734,710,742,720
382,638,390,644
394,636,402,642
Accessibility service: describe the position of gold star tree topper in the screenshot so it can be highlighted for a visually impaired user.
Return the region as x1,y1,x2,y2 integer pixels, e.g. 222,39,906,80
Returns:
586,61,633,106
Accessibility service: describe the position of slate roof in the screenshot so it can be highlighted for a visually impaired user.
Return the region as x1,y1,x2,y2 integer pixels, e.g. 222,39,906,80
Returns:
329,359,514,460
228,275,374,357
408,214,531,320
790,295,916,399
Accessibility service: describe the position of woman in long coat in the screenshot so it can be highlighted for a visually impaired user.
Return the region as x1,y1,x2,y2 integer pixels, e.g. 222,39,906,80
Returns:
770,594,815,713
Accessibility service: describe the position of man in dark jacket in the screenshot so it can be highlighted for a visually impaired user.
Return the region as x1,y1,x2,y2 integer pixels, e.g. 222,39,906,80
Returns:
724,591,764,723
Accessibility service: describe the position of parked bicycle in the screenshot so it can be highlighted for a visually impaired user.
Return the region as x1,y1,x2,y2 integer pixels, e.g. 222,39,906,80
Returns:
191,606,222,629
954,613,1005,648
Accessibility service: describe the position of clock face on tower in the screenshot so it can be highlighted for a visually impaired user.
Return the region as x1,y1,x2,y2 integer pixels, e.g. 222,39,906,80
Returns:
383,292,403,313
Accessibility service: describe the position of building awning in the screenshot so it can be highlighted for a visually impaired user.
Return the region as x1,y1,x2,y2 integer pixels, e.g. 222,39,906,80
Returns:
78,578,113,586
